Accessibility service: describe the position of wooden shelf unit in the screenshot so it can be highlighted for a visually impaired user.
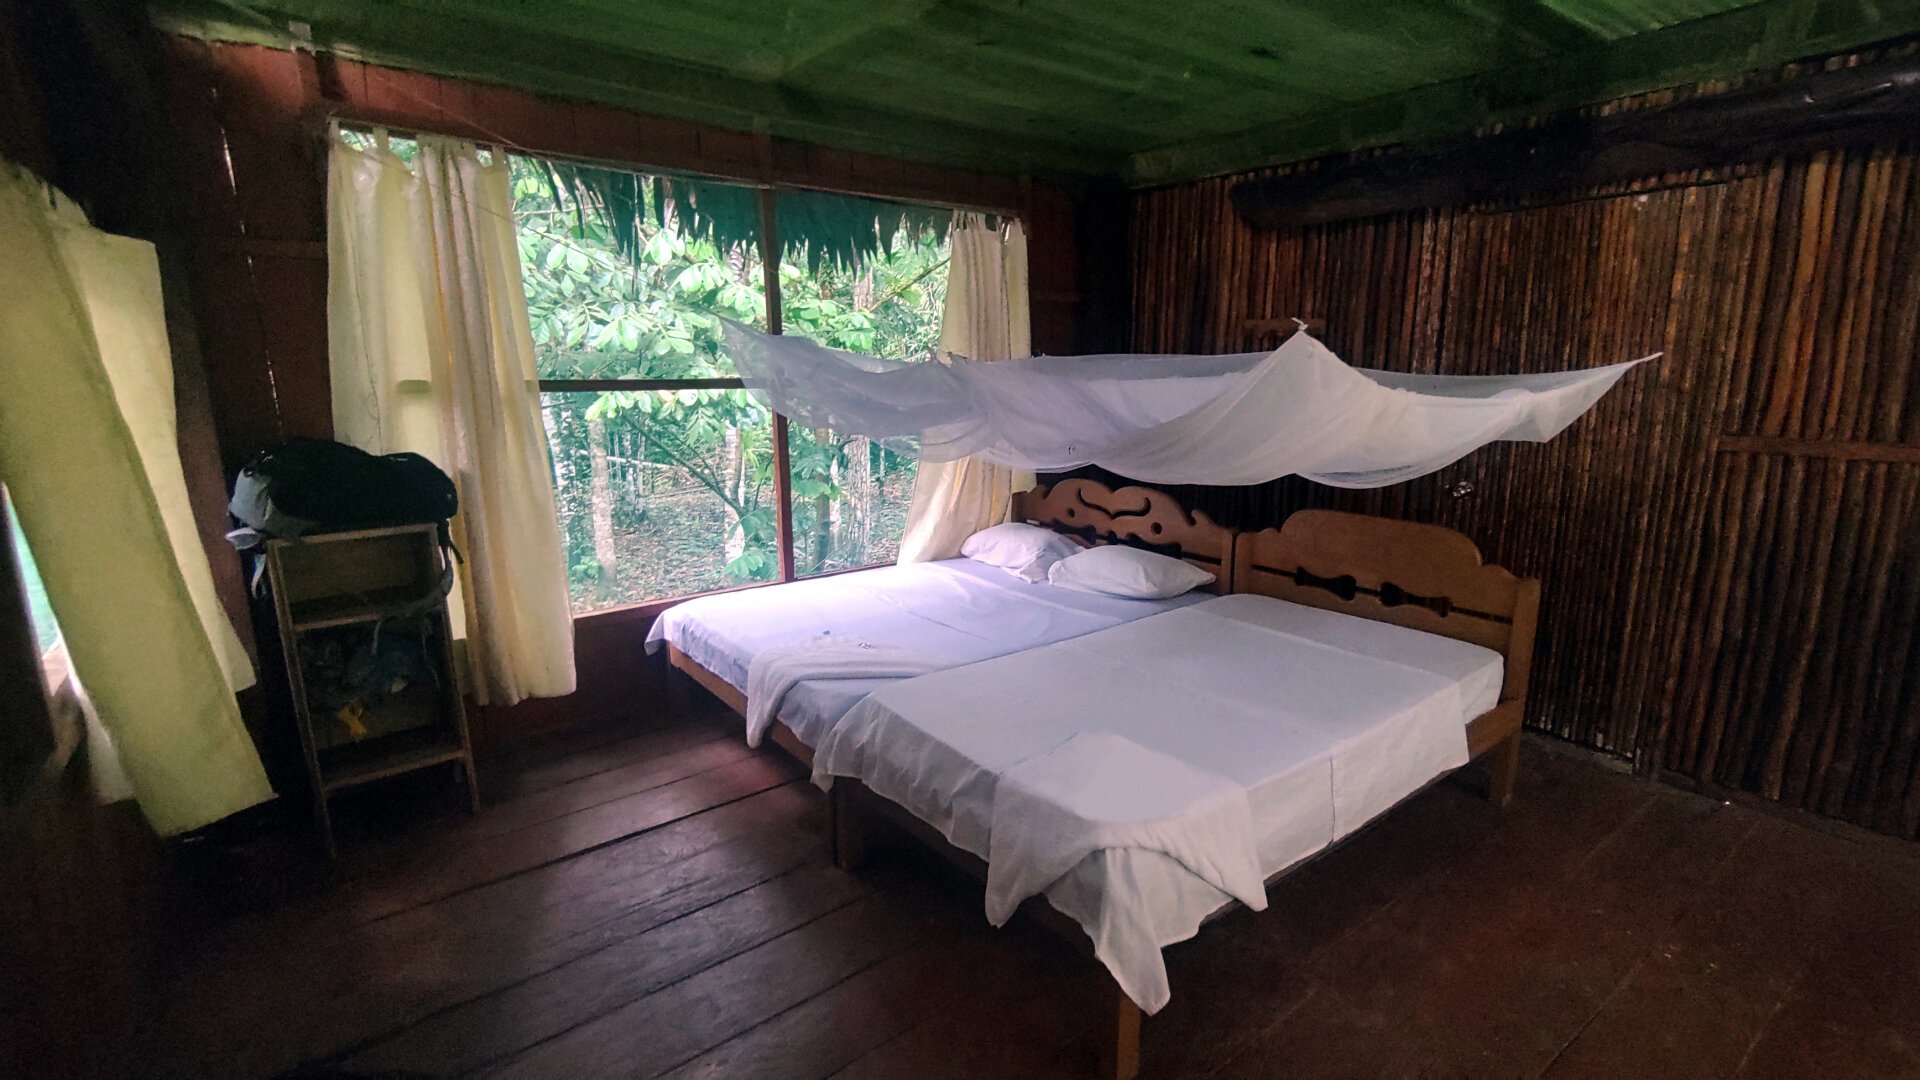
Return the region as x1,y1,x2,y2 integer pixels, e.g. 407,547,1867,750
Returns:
287,584,451,633
265,524,478,855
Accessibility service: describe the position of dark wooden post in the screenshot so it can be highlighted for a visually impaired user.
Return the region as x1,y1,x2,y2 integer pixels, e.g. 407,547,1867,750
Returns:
1101,987,1143,1080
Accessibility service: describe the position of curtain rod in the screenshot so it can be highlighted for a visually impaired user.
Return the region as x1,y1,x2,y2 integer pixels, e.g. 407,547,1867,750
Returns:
323,113,1018,218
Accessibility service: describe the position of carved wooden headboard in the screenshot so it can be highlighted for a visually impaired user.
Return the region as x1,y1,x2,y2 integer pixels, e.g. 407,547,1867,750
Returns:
1012,479,1235,593
1233,510,1541,705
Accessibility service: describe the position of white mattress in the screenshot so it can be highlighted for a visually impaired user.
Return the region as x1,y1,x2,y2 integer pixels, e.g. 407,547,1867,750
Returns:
811,593,1504,1011
646,558,1210,746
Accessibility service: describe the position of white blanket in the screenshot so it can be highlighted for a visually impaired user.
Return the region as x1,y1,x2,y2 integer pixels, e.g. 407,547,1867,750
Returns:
985,733,1266,1010
743,637,943,747
649,559,1208,747
812,594,1501,1013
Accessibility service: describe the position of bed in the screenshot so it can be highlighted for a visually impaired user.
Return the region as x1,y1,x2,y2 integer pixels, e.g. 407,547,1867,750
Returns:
649,478,1237,764
815,508,1540,1079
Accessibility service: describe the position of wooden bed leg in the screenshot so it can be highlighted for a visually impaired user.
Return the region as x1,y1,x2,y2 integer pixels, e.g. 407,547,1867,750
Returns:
1099,986,1142,1080
1489,728,1523,808
829,785,870,871
663,656,691,713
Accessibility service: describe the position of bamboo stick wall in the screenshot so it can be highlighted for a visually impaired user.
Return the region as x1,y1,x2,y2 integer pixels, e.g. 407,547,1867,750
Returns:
1126,108,1920,837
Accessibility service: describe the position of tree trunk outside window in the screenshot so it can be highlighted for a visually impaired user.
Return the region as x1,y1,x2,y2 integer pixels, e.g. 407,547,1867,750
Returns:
587,412,618,597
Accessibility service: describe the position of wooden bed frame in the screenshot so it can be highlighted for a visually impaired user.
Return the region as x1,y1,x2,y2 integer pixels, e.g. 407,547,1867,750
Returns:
1234,510,1541,812
665,490,1540,1080
666,477,1236,771
1010,478,1236,593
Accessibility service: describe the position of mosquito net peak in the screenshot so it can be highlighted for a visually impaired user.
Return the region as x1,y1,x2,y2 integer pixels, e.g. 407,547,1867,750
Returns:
723,321,1652,488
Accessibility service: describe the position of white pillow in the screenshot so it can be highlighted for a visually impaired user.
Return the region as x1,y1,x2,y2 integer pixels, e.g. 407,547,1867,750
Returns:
960,522,1080,583
1046,545,1215,599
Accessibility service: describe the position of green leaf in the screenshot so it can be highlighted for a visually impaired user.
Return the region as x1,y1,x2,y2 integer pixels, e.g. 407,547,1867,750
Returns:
644,230,676,265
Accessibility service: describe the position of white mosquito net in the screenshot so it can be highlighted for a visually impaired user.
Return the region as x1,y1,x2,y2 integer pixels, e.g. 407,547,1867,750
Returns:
723,321,1653,488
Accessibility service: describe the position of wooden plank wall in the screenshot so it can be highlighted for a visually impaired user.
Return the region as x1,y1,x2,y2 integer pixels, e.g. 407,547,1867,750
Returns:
153,35,1084,474
1,6,175,1075
1124,62,1920,839
152,35,1087,756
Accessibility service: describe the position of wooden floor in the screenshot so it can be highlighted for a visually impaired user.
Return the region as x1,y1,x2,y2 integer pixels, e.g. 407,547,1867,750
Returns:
144,700,1920,1080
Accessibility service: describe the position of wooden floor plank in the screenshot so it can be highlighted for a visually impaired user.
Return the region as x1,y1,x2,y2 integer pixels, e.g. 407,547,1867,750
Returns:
481,887,951,1079
1207,986,1440,1079
343,751,805,922
348,859,872,1075
465,733,755,839
480,698,687,771
1138,912,1317,1078
481,708,738,802
829,945,1102,1080
183,712,747,943
1735,976,1920,1079
824,878,1124,1080
1546,810,1920,1079
1761,829,1920,1078
695,845,1145,1080
1256,776,1502,959
138,723,1920,1080
152,782,824,1077
658,934,984,1080
832,984,1100,1080
1307,782,1753,1076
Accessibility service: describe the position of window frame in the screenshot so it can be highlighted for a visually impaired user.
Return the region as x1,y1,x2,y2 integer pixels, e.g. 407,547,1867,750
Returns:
339,121,999,622
535,182,938,620
2,488,79,798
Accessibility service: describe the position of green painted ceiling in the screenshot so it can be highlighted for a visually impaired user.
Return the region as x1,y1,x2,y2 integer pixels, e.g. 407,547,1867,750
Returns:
150,0,1920,183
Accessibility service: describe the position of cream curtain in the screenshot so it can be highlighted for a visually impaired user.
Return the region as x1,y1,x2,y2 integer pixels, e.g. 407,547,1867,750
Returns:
328,133,445,463
327,133,575,706
0,162,270,835
896,213,1032,563
52,204,257,695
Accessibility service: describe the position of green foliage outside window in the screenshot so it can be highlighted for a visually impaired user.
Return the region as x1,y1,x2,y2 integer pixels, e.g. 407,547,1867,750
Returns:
512,157,950,610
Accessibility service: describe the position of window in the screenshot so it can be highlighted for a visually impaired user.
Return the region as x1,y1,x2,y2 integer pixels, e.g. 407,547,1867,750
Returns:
541,387,778,604
7,496,59,657
780,188,948,576
4,489,70,791
2,488,62,791
517,161,778,610
515,157,954,613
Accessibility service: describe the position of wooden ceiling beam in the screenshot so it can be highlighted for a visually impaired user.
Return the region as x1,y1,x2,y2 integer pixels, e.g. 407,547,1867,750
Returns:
772,0,942,80
376,0,1109,143
1001,0,1402,92
149,0,1920,185
953,0,1329,94
1439,0,1608,54
1230,51,1920,229
885,5,1342,146
151,0,1121,174
800,56,1154,149
1129,0,1920,183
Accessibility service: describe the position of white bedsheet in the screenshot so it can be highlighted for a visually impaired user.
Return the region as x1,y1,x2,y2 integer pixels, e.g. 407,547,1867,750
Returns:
811,594,1504,1012
986,733,1269,925
743,639,943,748
646,558,1208,747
